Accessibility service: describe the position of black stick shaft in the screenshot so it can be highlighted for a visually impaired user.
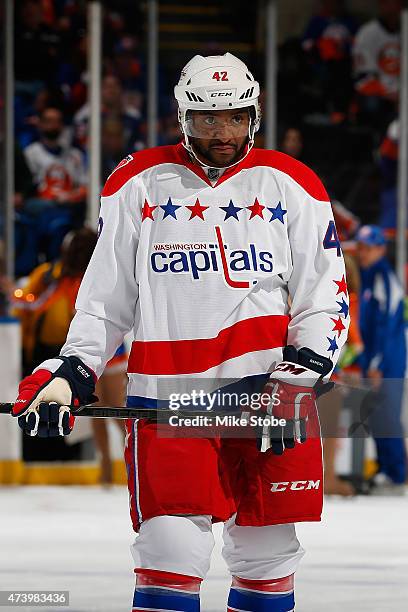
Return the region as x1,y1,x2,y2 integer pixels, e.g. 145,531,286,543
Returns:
0,403,241,420
0,382,372,420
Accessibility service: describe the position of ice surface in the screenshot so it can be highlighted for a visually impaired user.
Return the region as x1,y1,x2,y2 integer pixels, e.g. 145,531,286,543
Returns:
0,486,407,611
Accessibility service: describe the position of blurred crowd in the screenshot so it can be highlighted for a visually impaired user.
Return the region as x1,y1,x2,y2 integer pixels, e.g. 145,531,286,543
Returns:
0,0,406,489
7,0,407,278
13,0,163,277
275,0,404,239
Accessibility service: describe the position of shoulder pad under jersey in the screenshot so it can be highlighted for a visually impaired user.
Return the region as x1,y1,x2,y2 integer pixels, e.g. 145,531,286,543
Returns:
101,145,184,197
249,149,330,202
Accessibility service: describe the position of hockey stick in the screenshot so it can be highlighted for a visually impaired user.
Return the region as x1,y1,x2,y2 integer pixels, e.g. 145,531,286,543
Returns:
0,380,373,420
0,403,244,420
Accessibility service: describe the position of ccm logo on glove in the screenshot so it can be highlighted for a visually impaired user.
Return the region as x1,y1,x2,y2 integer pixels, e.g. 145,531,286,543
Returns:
259,346,333,454
77,365,91,378
273,362,308,376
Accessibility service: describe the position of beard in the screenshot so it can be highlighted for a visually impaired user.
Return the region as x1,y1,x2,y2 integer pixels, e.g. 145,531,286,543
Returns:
190,138,248,167
42,129,61,141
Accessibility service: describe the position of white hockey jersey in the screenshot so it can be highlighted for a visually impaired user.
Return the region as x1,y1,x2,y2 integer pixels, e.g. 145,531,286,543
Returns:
61,144,349,406
24,141,86,199
353,19,400,96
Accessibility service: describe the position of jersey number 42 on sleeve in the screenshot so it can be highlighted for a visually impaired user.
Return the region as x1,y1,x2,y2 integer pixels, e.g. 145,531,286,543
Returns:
323,220,341,257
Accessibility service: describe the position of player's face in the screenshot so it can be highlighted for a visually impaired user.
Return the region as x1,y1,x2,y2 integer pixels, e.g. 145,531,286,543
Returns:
356,243,386,268
188,108,250,168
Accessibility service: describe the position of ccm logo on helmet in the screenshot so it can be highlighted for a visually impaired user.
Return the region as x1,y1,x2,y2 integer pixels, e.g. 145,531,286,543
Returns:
210,90,234,98
270,480,321,493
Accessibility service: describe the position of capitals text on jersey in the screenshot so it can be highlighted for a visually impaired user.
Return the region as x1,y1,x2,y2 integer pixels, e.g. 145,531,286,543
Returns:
150,226,273,286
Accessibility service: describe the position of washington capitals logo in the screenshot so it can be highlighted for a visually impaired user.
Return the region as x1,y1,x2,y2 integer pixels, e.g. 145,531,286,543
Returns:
150,226,274,288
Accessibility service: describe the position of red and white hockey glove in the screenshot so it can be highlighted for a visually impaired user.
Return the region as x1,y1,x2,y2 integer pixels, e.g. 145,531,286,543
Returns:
260,346,333,454
13,356,97,437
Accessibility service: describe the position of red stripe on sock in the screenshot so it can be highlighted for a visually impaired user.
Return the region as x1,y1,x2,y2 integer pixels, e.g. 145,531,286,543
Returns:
232,573,294,593
135,568,202,591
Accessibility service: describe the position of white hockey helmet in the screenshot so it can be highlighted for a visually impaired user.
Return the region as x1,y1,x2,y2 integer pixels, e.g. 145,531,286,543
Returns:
174,53,261,163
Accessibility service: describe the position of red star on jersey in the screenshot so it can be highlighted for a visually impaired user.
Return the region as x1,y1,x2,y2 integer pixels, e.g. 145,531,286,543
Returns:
246,197,265,220
330,316,346,337
186,198,209,220
333,275,348,296
141,199,157,221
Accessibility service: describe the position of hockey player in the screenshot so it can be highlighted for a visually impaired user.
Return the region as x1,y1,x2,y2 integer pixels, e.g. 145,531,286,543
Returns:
356,224,406,493
12,54,349,611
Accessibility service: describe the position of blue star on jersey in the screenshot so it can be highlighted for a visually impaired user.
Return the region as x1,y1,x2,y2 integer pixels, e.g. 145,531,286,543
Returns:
268,201,287,224
220,199,244,221
160,197,181,220
327,336,339,356
336,298,349,318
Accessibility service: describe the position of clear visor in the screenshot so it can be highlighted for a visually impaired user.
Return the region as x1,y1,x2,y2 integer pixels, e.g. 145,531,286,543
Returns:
184,109,251,139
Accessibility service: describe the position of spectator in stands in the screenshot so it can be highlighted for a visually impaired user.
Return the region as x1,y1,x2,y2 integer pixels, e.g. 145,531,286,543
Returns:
332,200,360,242
14,145,35,210
302,0,357,122
280,127,305,161
13,228,98,372
353,0,402,130
103,8,127,58
102,117,128,182
20,107,87,271
337,253,365,373
93,348,128,485
55,1,90,114
378,118,402,229
11,228,98,460
74,74,143,152
108,34,170,119
13,146,38,278
318,253,363,496
15,0,62,93
108,36,145,105
160,101,182,146
59,35,88,114
12,228,127,479
356,225,407,494
15,87,68,149
24,107,86,207
56,0,87,52
277,38,309,127
0,241,11,317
